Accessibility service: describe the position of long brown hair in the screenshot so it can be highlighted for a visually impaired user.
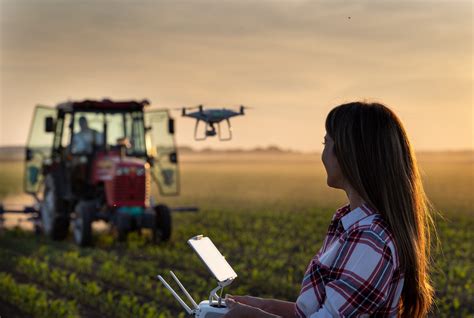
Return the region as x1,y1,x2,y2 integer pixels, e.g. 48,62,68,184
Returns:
325,101,436,317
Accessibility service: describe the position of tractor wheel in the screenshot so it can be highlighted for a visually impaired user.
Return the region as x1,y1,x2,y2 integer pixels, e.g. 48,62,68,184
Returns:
117,229,128,242
73,200,95,246
153,204,172,242
41,174,69,240
117,213,132,242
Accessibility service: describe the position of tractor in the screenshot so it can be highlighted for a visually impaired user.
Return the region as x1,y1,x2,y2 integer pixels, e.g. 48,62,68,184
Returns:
19,99,183,246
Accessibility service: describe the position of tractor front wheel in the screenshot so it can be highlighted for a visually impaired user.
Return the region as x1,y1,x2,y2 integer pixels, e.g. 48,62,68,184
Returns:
153,204,172,242
41,174,69,240
73,200,95,246
117,213,132,242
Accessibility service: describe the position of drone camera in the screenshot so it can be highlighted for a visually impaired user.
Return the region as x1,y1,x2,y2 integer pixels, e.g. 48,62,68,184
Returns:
206,130,217,137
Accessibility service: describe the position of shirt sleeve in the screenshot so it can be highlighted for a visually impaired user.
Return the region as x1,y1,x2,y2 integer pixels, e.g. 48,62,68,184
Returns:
309,229,395,317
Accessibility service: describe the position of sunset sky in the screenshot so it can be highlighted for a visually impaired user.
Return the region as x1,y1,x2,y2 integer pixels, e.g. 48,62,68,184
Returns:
0,0,472,152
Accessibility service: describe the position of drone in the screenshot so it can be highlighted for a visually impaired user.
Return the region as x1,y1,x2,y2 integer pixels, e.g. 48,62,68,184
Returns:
179,105,248,141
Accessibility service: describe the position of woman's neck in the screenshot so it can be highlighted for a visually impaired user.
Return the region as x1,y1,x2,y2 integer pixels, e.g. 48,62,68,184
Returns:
344,184,366,211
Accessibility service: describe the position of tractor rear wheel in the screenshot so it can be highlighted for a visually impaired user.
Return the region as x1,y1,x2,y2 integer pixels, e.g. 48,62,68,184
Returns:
41,174,69,240
153,204,172,242
73,200,95,246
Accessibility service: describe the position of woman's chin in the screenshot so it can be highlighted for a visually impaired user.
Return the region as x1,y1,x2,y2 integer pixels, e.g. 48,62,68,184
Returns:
327,178,342,189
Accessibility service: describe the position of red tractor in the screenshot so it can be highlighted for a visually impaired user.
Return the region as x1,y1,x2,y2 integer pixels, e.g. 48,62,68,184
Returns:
21,99,182,246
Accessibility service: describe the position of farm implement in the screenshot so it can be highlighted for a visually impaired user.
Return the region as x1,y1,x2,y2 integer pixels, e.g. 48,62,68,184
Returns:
0,99,197,246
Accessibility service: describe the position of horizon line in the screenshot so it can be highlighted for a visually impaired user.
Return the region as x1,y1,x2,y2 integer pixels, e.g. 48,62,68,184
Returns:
0,143,472,154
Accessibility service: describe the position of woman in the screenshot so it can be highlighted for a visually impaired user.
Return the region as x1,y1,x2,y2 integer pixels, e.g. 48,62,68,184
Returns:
224,101,435,317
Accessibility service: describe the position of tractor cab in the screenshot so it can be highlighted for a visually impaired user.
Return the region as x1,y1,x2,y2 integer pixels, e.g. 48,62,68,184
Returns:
24,99,180,245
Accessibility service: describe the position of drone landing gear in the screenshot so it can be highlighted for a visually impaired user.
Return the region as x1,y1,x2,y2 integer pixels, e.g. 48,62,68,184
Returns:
217,119,232,142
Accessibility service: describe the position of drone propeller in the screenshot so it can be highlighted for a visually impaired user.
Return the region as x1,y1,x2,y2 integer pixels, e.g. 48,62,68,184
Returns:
238,105,254,115
174,105,204,116
172,105,201,110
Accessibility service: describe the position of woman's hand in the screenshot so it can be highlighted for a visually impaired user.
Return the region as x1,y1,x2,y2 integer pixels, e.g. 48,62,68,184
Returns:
224,297,280,318
223,297,262,318
226,294,267,310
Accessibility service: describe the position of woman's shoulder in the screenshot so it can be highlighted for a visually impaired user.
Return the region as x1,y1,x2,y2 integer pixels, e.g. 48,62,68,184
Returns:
340,203,390,235
344,207,400,267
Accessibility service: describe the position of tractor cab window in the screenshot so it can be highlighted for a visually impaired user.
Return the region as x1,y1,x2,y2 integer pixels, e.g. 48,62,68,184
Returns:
71,112,104,154
125,112,146,156
106,113,125,150
61,113,73,149
106,112,146,156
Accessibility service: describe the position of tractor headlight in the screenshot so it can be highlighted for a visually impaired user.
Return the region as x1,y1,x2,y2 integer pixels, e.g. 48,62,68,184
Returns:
116,167,130,176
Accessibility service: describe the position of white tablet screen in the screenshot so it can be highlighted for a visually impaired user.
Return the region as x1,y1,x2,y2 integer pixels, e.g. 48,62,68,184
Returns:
188,236,237,283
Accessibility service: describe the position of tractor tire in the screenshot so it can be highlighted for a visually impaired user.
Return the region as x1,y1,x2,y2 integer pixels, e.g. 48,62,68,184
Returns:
41,174,70,240
73,200,95,246
153,204,172,242
117,213,132,242
117,229,128,242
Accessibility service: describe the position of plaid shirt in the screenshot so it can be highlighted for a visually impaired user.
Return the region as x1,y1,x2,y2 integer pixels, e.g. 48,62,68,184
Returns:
295,203,404,317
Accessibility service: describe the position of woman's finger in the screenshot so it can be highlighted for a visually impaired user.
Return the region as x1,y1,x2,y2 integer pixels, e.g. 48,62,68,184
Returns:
223,301,262,318
225,297,237,309
229,295,248,304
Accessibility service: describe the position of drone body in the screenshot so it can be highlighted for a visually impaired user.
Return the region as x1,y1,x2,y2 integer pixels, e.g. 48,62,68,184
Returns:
180,105,247,141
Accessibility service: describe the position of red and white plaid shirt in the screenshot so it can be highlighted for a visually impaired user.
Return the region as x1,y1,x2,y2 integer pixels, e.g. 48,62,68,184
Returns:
295,203,404,317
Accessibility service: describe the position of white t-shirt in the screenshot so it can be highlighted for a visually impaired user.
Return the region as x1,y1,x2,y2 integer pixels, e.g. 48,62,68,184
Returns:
72,129,103,153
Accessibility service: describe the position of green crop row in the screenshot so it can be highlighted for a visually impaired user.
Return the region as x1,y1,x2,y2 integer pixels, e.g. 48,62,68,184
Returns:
0,235,202,315
0,272,79,318
15,256,174,318
0,207,472,317
27,248,207,311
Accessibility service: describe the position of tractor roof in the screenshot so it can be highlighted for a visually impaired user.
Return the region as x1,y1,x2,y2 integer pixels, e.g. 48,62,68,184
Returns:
56,99,150,112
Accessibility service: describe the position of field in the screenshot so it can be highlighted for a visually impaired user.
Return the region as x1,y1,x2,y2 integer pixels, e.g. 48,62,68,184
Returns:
0,151,472,317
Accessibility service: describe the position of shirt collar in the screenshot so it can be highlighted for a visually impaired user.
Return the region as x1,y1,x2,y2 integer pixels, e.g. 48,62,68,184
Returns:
337,202,378,230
